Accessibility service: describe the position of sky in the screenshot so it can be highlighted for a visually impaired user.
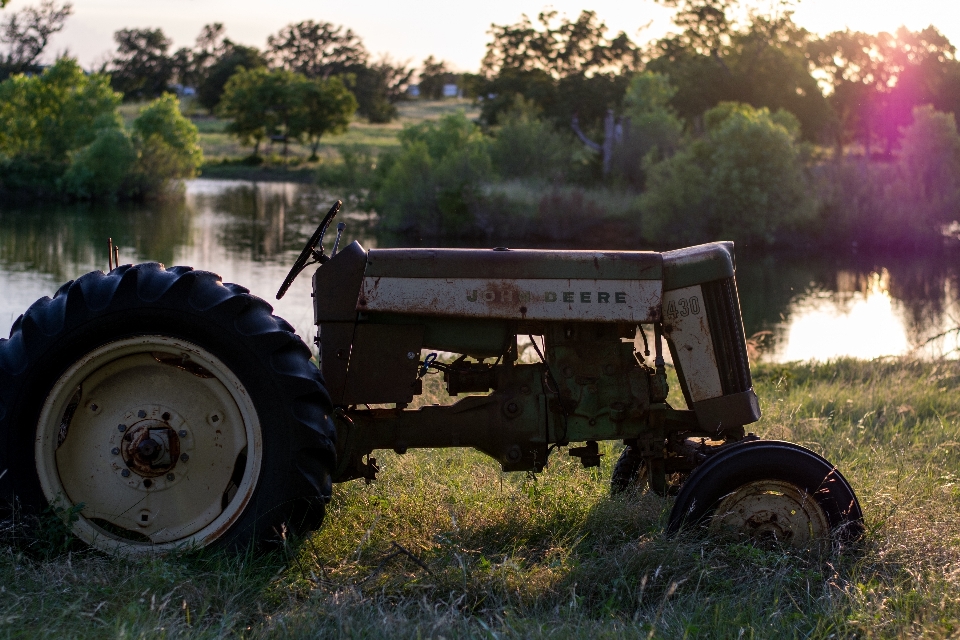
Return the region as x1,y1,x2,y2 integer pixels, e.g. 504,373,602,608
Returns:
10,0,960,73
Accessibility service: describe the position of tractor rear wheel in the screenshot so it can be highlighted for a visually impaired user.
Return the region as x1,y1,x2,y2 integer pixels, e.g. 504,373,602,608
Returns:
0,263,336,555
667,440,863,547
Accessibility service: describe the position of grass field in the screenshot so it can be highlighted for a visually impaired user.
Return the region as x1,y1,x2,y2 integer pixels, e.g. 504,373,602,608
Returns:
191,99,478,169
4,357,960,638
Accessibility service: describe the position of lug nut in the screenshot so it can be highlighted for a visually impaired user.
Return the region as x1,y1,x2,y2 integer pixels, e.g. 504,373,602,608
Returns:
90,403,99,412
138,410,146,418
211,414,220,423
407,351,416,359
178,430,187,437
180,453,189,462
161,412,170,421
118,424,126,432
121,469,130,477
111,447,120,455
167,473,175,481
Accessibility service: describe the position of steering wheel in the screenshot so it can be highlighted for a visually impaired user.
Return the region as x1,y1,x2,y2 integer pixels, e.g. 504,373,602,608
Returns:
276,200,342,300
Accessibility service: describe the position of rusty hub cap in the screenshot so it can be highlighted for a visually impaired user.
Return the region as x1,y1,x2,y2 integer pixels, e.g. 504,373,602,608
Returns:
34,336,262,555
708,480,830,546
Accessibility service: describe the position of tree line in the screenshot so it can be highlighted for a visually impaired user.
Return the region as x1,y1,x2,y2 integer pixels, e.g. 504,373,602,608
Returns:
474,1,960,155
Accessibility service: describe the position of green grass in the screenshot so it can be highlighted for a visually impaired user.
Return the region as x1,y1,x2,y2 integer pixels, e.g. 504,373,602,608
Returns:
193,99,477,168
5,357,960,637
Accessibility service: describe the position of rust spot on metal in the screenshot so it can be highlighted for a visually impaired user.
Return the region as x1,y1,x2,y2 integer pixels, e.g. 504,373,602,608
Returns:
152,352,215,378
120,420,181,478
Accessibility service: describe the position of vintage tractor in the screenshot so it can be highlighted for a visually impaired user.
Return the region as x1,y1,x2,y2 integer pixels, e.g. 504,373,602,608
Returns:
0,202,862,555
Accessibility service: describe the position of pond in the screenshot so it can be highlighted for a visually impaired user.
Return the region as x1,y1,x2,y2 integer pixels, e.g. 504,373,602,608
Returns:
2,178,959,363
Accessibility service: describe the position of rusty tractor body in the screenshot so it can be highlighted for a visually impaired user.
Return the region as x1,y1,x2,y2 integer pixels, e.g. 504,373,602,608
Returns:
317,240,757,494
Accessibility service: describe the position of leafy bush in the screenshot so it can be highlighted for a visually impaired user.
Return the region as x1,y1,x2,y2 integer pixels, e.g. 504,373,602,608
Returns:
611,72,684,188
640,102,813,245
894,105,960,236
489,96,574,181
0,59,202,199
370,112,492,235
61,127,137,198
814,106,960,246
133,94,203,178
0,58,120,187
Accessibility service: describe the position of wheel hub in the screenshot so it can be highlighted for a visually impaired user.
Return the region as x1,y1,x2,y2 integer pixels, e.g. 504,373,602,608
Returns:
709,479,830,546
120,415,182,478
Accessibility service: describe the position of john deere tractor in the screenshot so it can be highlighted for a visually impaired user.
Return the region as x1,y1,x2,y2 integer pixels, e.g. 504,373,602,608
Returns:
0,202,862,554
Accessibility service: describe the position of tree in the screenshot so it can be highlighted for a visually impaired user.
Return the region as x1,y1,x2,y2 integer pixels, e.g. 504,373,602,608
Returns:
648,3,832,140
267,20,367,78
218,67,306,158
478,11,639,129
290,76,356,160
482,10,639,78
110,28,174,100
196,40,265,111
267,20,409,123
419,56,458,99
349,57,412,123
0,0,72,78
808,26,959,153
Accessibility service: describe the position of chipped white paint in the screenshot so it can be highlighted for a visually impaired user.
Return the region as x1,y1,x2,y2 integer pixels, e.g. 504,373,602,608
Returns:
662,285,723,401
359,277,663,322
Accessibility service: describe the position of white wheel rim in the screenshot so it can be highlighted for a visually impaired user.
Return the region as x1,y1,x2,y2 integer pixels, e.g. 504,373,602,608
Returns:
709,479,830,546
35,335,263,555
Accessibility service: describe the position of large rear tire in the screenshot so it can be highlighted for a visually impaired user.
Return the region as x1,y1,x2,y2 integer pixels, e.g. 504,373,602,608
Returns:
0,263,336,555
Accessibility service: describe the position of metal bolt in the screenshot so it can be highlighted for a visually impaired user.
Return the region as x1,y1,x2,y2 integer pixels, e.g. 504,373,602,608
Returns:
118,424,127,432
111,447,120,455
211,414,220,423
121,469,130,477
90,403,99,412
161,412,170,421
406,351,416,360
138,410,146,418
180,453,189,462
507,402,519,413
143,479,152,488
178,430,187,437
167,473,175,481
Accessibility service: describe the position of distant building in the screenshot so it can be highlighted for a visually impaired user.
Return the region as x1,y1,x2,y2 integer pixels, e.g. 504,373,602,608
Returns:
407,84,421,97
442,83,460,98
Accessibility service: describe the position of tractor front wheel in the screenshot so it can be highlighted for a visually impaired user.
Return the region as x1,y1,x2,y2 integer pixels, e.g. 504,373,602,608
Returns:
667,440,863,547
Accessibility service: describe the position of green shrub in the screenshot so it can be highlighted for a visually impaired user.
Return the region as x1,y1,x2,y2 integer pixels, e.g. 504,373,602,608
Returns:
489,97,574,180
127,94,203,194
894,105,960,237
62,127,137,198
371,112,492,235
613,72,684,188
0,59,122,195
640,102,813,245
0,60,201,199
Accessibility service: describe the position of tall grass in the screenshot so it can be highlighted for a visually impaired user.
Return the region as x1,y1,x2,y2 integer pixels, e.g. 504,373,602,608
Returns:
4,358,960,637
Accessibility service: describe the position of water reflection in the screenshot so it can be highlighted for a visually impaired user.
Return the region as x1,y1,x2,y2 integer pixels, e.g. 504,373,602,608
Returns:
3,178,960,363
